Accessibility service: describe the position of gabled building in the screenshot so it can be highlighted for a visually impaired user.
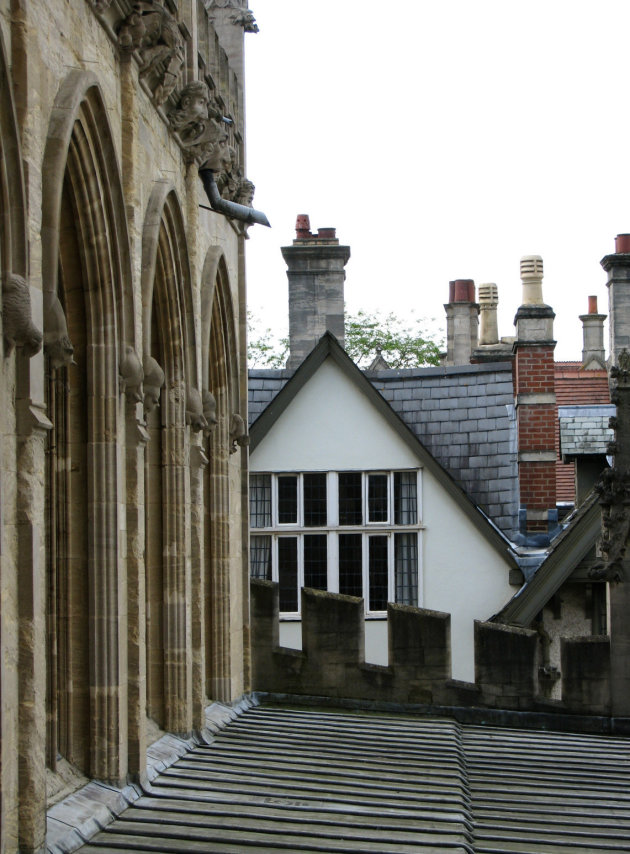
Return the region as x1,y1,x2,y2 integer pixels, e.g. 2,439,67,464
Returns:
249,331,518,681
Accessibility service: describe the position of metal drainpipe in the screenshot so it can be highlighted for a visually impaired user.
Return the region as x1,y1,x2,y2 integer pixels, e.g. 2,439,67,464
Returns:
198,168,270,227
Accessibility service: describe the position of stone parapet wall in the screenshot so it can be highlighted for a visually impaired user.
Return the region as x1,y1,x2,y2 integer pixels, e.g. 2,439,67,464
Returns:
251,580,612,721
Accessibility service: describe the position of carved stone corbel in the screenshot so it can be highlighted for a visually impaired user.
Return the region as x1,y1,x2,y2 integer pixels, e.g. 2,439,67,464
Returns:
118,1,185,105
119,346,144,402
44,292,75,369
229,412,249,453
186,386,208,433
202,389,218,436
2,273,43,358
143,355,165,414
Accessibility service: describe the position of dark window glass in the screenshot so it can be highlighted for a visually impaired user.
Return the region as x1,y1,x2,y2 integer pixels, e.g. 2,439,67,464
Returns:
278,537,298,611
250,535,272,580
304,534,327,590
249,474,271,528
368,474,388,522
338,472,362,525
303,473,327,527
395,533,418,606
394,471,417,525
339,533,362,597
369,536,389,611
278,475,297,524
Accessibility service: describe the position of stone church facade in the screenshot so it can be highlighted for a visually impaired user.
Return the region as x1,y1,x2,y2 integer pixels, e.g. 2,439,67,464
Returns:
0,2,258,850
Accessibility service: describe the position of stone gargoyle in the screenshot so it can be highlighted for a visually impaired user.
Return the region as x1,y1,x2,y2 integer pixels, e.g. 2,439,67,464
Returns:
118,1,185,106
186,386,208,433
202,389,218,436
169,80,232,170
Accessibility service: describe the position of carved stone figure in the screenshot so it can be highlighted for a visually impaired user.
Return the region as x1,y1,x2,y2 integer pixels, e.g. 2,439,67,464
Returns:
207,1,259,33
44,292,75,369
186,387,208,433
215,145,241,200
169,81,232,168
2,273,43,358
202,389,218,436
143,355,165,414
234,177,255,207
118,1,184,105
229,412,249,453
119,346,144,402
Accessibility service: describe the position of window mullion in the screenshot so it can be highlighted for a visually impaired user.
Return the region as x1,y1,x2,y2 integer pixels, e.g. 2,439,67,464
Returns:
329,532,339,592
362,533,369,611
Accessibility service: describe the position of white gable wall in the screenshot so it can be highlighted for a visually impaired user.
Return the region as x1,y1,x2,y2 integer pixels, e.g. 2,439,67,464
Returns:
250,357,514,681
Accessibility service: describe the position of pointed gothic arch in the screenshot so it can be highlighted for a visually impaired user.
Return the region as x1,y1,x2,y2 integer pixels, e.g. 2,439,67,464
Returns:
141,183,197,735
41,71,135,784
201,247,241,701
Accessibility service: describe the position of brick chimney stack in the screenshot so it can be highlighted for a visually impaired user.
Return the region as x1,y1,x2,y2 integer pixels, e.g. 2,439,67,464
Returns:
283,215,351,368
444,279,479,365
580,296,607,370
601,234,630,367
513,255,557,536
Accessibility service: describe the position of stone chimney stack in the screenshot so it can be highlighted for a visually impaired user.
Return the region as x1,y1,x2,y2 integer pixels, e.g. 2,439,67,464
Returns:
282,215,351,369
444,279,478,365
513,255,557,537
478,283,499,345
601,234,630,367
580,296,607,369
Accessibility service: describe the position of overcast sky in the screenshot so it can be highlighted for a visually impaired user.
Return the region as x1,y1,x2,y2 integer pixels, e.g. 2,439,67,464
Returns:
243,1,630,361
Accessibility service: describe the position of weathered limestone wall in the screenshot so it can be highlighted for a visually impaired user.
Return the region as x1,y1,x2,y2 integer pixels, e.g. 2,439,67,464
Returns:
251,580,613,722
0,1,258,850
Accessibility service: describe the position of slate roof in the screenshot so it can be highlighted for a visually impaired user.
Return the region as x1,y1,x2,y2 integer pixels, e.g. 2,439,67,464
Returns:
250,355,519,538
559,404,615,459
75,703,630,853
554,362,610,504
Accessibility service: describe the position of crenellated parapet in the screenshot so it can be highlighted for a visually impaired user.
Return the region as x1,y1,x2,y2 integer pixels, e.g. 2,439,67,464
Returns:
251,580,612,721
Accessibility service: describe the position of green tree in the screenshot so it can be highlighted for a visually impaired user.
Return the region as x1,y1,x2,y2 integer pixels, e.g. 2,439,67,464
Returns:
247,309,443,369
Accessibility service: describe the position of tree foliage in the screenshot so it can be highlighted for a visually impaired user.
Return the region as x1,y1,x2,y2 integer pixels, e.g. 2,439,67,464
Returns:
247,309,443,369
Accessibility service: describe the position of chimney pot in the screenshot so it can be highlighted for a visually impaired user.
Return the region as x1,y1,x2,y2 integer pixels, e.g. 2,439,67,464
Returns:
453,279,475,302
448,280,456,303
478,283,499,346
588,295,598,315
317,227,336,239
520,255,545,305
295,214,311,238
615,234,630,254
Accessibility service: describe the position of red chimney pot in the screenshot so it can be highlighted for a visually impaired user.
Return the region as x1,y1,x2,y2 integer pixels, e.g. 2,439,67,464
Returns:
453,279,475,302
615,234,630,253
317,227,336,239
295,214,311,238
588,295,598,314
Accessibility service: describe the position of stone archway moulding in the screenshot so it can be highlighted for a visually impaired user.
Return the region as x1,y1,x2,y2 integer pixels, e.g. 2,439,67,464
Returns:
201,246,239,411
41,69,136,348
141,180,199,388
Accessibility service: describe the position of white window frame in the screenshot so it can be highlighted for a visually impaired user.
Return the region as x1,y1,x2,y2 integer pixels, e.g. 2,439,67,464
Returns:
248,469,423,618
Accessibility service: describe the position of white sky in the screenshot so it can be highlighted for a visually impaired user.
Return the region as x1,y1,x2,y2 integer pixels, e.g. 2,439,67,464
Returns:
243,0,630,361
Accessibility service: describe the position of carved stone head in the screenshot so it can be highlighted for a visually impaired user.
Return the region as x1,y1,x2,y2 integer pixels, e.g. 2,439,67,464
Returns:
120,346,144,403
143,355,165,414
186,386,208,433
44,292,75,369
202,389,218,436
170,80,209,133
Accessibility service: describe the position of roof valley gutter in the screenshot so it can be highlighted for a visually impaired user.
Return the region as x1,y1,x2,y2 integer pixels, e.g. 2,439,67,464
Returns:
199,168,271,227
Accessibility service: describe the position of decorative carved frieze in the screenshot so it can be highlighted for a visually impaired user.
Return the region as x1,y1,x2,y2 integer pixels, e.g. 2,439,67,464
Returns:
143,355,165,413
44,293,75,369
590,349,630,582
119,346,144,402
229,412,248,453
118,1,185,105
2,274,43,358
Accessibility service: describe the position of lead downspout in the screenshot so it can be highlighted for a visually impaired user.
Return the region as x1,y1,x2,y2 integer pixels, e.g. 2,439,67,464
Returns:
199,168,271,227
